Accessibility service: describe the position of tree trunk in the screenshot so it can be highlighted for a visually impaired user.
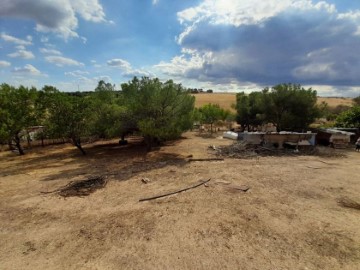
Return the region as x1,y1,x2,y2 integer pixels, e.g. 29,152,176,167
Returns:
145,136,152,152
72,137,86,155
14,134,25,155
27,133,31,148
8,140,15,150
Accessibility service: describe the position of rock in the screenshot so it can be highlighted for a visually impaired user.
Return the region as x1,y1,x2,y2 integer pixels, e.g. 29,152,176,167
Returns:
141,178,150,184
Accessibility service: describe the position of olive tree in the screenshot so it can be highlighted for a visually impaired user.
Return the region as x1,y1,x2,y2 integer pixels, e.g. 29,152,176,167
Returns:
46,91,93,155
0,84,37,155
121,77,195,151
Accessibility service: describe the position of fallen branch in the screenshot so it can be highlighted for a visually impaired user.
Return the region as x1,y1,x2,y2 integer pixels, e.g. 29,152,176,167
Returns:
256,146,276,152
317,160,335,165
305,166,322,169
139,178,211,202
188,158,224,162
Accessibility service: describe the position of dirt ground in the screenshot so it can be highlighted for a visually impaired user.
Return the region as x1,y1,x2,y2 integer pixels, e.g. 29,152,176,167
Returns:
0,132,359,270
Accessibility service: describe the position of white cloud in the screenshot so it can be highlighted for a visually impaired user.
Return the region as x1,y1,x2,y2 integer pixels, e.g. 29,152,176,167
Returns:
0,0,107,39
123,69,155,78
39,48,62,55
155,0,360,96
12,64,42,76
71,0,106,22
0,60,11,67
40,36,49,43
80,36,87,44
152,0,159,5
107,58,132,69
107,58,154,77
7,49,35,59
177,0,336,27
155,53,207,76
45,56,84,67
0,33,32,45
15,45,26,50
65,70,90,77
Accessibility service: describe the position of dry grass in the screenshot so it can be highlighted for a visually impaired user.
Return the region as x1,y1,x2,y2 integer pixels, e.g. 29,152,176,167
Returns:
193,93,354,111
317,97,354,107
1,133,359,269
192,93,236,111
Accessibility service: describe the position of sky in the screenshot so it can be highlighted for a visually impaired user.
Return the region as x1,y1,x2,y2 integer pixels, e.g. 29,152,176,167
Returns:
0,0,360,97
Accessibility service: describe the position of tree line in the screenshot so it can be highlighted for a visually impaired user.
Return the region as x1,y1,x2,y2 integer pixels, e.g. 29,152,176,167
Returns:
235,83,360,132
1,79,359,156
0,77,195,155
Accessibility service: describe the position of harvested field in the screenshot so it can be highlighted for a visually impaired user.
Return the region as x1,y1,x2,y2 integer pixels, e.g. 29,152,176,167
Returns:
192,93,354,111
192,93,236,111
317,97,355,107
0,132,359,269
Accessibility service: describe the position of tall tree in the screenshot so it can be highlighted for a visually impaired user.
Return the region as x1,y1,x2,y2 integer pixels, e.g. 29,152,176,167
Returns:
235,91,264,131
336,106,360,128
261,84,320,132
0,84,37,155
353,96,360,106
121,77,195,150
90,80,126,139
46,92,92,155
198,103,226,133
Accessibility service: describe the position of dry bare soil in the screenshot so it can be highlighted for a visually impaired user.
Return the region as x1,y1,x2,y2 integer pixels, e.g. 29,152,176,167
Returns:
193,93,354,111
1,133,360,270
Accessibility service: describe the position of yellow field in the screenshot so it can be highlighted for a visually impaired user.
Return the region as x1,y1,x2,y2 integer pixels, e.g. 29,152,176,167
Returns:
317,97,354,107
192,93,237,111
193,93,354,111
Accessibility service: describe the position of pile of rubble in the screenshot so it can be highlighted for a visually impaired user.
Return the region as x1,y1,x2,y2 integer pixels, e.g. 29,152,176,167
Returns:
214,141,266,158
213,141,343,159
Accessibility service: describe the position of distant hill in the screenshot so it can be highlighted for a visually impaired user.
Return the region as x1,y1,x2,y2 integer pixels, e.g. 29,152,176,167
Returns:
192,93,354,112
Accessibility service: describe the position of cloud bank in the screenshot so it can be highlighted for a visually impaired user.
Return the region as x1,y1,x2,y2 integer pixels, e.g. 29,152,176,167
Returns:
107,58,154,77
0,0,107,39
157,0,360,94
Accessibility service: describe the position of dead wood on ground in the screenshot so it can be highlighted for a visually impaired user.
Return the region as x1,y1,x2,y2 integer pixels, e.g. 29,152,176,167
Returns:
139,178,211,202
41,176,107,197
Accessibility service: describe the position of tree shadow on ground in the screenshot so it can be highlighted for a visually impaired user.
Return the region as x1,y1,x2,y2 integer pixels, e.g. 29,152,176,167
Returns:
194,132,221,139
38,139,188,183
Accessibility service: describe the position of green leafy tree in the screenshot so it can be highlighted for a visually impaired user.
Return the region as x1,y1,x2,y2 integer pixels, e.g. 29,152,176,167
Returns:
235,91,264,131
353,96,360,106
261,84,320,132
0,84,37,155
90,80,129,139
33,85,60,145
46,92,93,155
121,77,195,150
198,103,225,133
335,106,360,128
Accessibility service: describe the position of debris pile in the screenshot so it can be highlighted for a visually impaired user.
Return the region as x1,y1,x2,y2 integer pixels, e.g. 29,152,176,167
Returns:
215,141,269,158
57,176,107,197
214,141,344,158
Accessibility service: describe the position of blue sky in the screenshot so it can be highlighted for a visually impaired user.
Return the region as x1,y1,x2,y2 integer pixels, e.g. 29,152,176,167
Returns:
0,0,360,96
